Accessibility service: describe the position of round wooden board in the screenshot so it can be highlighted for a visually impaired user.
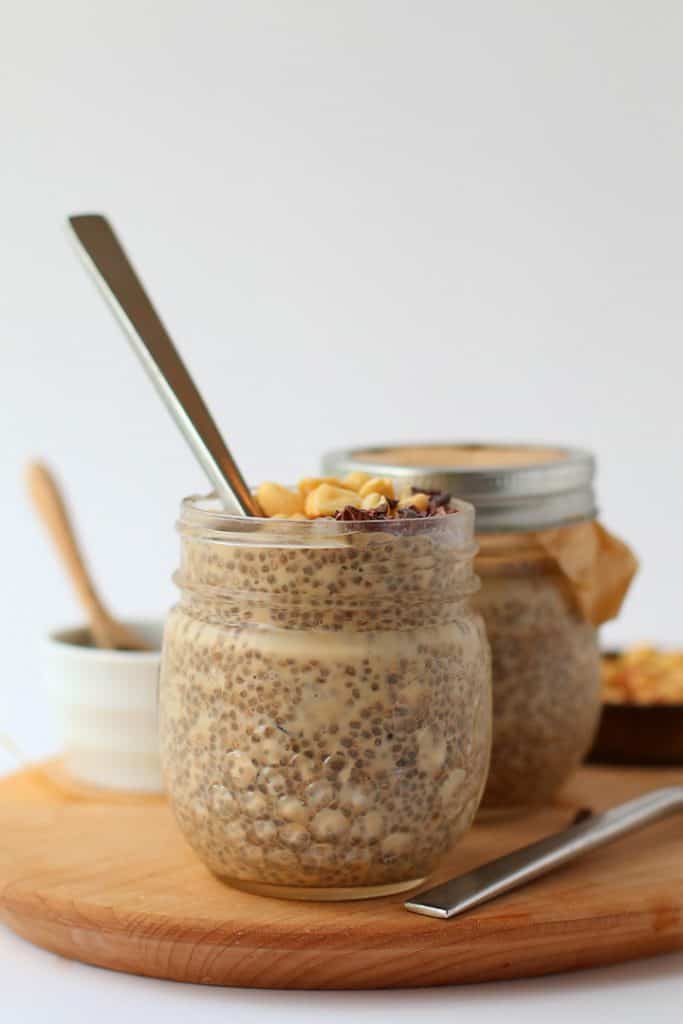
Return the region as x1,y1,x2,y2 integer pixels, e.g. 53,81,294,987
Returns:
1,761,682,989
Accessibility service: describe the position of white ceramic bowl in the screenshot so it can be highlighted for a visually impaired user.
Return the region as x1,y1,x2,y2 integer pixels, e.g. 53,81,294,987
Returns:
44,620,164,793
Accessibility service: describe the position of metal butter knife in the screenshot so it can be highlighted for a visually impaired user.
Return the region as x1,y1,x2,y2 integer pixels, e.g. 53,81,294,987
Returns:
68,213,260,517
405,786,683,919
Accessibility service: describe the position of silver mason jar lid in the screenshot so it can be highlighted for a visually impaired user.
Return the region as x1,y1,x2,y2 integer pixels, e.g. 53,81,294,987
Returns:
321,442,597,533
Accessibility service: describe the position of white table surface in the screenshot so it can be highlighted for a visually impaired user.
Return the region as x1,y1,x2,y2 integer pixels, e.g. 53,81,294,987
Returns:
1,924,681,1023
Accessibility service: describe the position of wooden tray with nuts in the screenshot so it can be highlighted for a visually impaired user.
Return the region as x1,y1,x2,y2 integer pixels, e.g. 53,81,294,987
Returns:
589,648,683,766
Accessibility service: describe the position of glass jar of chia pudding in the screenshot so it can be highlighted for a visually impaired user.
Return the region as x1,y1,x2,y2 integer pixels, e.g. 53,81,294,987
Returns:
159,493,491,900
473,531,600,810
322,444,638,815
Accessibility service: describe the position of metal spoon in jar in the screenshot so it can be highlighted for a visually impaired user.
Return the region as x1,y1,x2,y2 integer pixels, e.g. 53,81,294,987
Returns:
67,214,261,517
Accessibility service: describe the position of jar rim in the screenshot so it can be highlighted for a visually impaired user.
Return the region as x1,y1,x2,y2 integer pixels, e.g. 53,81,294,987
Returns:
178,491,477,552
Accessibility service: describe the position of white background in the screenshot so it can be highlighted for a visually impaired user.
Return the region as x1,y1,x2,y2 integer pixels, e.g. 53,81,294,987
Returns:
1,1,682,1018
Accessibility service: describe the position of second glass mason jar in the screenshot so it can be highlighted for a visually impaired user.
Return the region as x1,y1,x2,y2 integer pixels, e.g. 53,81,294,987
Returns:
322,444,638,815
159,494,491,900
473,532,600,810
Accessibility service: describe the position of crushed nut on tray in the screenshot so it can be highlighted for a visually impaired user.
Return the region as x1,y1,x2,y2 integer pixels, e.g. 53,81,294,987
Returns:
602,646,683,705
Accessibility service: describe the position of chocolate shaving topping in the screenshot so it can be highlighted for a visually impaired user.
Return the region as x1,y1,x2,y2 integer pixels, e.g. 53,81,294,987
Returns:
411,486,452,514
332,491,455,522
396,506,427,519
334,505,388,521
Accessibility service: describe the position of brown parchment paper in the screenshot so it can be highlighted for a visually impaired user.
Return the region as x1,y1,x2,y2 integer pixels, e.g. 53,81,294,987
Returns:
533,522,639,627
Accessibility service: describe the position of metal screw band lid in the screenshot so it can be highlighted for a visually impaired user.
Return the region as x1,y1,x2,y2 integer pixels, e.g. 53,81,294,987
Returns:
321,442,597,533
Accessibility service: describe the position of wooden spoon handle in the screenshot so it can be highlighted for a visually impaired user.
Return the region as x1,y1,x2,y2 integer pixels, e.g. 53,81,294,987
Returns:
26,462,111,644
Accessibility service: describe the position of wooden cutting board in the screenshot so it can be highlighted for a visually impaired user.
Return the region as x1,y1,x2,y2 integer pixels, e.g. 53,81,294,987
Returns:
0,761,681,989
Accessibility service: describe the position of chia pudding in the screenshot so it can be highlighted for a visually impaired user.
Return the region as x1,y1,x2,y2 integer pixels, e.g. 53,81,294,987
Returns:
475,536,601,812
159,487,491,900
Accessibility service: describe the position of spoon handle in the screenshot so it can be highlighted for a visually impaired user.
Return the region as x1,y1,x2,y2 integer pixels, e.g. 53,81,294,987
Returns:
26,462,113,647
67,214,260,517
405,786,683,919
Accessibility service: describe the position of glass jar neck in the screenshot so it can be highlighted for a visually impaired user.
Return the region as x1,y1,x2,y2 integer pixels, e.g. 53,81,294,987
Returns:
475,531,558,577
174,499,480,631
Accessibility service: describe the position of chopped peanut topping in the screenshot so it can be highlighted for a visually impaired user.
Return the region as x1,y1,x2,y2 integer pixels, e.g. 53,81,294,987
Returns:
304,484,361,518
256,482,305,518
343,471,372,490
399,491,429,512
297,477,346,497
361,492,388,511
358,477,395,500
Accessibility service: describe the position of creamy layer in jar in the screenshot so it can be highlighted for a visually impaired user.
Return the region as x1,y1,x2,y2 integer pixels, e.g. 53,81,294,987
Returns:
159,480,491,899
